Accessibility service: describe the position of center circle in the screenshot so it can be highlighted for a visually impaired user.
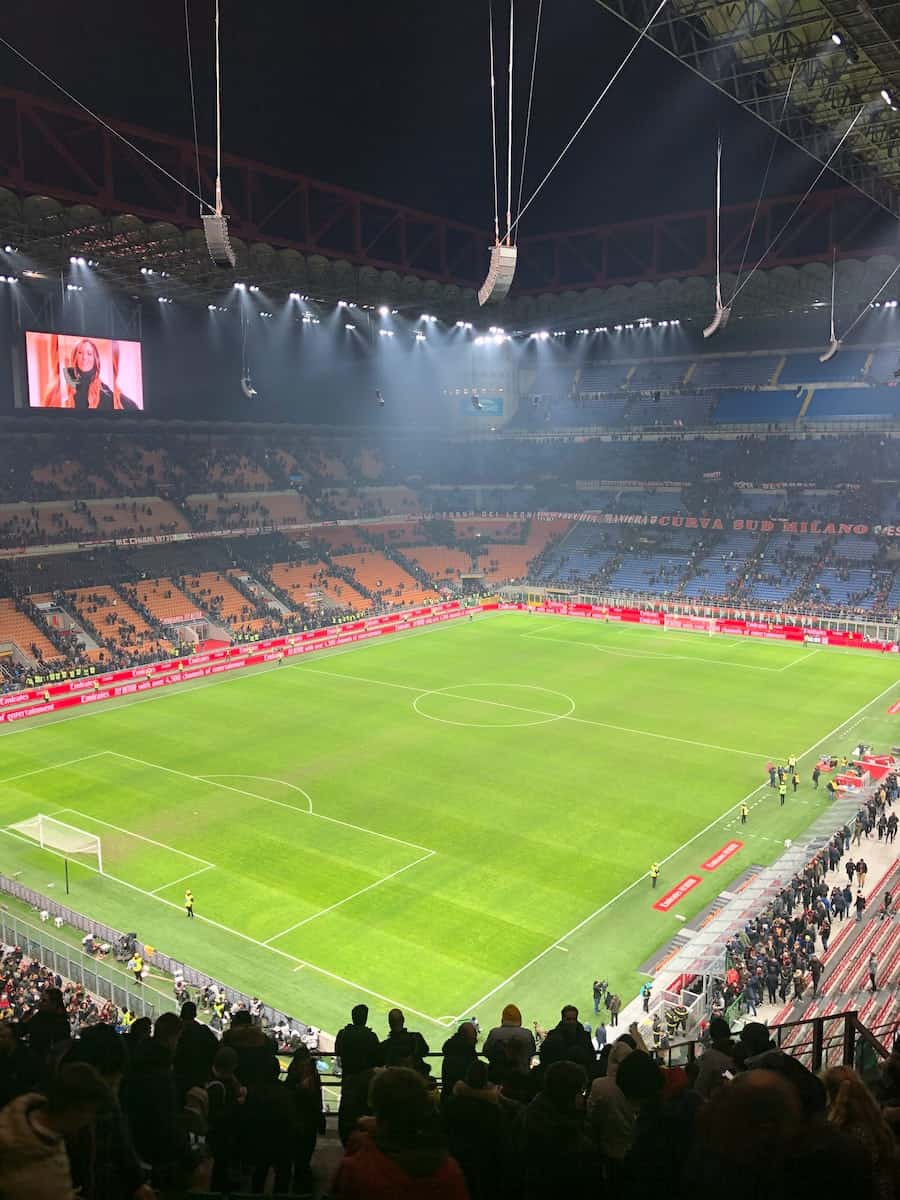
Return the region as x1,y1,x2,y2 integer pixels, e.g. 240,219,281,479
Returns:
412,683,576,729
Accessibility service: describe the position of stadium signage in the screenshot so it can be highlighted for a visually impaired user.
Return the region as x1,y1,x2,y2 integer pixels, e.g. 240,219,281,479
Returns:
0,601,493,722
701,841,744,871
653,875,702,912
535,512,889,535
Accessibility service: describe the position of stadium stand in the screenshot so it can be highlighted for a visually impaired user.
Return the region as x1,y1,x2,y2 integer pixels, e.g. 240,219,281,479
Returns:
331,550,439,607
67,585,173,659
0,597,64,664
268,559,369,613
129,578,200,625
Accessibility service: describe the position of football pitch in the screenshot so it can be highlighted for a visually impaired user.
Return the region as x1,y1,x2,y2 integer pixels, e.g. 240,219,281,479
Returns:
1,611,898,1037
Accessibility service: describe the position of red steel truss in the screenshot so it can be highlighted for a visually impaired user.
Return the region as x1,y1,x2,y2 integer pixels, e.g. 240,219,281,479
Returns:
0,87,897,293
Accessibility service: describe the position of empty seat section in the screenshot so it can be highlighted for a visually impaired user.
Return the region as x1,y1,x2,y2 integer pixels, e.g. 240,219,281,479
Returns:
131,578,200,624
69,586,172,657
607,553,690,594
713,390,801,423
408,547,474,583
270,561,368,612
692,356,780,387
779,350,869,384
804,388,899,419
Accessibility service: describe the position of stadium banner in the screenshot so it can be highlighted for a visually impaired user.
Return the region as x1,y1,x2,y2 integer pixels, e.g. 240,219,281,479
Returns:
653,875,702,912
534,512,897,536
0,600,497,722
497,602,898,654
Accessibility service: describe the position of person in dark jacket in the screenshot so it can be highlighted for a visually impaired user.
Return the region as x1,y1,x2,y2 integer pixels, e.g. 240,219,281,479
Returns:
284,1044,325,1195
379,1008,430,1072
174,1001,218,1102
538,1006,594,1072
221,1010,278,1089
22,986,70,1062
336,1004,382,1143
440,1022,479,1103
515,1060,600,1200
444,1059,520,1200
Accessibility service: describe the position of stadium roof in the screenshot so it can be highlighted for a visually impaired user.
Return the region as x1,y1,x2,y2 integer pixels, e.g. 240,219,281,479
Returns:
597,0,900,217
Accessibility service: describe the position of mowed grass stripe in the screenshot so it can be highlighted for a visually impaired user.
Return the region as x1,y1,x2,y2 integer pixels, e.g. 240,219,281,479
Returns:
0,612,896,1034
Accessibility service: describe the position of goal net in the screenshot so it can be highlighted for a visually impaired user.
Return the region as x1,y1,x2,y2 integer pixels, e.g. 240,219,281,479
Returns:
9,813,103,873
663,613,717,636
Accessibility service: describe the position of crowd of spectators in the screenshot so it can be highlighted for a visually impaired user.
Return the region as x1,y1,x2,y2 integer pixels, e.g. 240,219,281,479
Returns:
1,964,898,1199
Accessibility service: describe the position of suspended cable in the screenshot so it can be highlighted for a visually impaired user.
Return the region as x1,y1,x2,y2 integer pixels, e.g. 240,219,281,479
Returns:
508,0,667,241
184,0,204,216
819,248,841,362
505,0,514,244
213,0,224,216
729,106,865,309
488,1,501,246
703,137,731,338
0,32,212,213
730,64,796,303
514,0,543,235
834,260,900,345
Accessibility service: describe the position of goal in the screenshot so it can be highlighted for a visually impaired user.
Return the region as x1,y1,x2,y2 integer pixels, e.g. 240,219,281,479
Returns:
9,814,103,873
662,613,717,636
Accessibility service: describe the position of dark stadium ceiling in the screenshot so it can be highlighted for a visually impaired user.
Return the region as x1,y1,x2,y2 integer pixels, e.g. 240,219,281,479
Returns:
595,0,900,216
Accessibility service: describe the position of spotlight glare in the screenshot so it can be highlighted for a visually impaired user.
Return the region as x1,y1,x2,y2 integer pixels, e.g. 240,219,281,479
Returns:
4,245,16,253
234,281,246,289
415,331,426,341
831,31,842,45
290,292,301,300
378,305,390,316
249,285,260,293
345,322,357,330
882,88,893,106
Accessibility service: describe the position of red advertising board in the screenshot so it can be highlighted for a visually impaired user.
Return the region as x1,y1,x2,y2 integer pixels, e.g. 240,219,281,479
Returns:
0,600,482,725
701,841,744,871
653,875,702,912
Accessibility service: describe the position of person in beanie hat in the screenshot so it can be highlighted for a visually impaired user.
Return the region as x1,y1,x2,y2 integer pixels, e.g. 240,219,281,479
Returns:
483,1004,536,1080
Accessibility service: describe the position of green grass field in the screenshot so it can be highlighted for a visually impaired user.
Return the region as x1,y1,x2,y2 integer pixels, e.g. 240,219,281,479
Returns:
1,612,898,1038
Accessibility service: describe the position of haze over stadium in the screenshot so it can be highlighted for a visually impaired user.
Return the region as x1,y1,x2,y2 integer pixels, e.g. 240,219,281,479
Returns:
0,2,898,1197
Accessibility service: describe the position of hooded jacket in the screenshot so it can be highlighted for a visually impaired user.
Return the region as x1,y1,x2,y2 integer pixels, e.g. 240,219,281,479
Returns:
332,1130,469,1199
0,1093,77,1200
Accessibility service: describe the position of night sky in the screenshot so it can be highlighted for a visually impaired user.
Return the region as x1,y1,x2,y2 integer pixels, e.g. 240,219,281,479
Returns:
3,0,853,235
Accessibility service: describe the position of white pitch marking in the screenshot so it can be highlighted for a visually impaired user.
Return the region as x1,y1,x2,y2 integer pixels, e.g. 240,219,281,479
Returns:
264,850,435,944
107,752,434,855
203,775,314,813
299,665,774,758
522,631,800,673
150,863,216,895
56,805,214,868
0,751,109,788
445,675,900,1024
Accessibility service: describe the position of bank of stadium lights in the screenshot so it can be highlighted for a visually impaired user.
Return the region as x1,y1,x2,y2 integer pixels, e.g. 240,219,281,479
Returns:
4,245,16,253
531,330,550,340
378,329,395,338
157,297,173,304
66,283,83,292
0,276,17,284
455,321,473,329
378,305,399,317
140,267,168,277
345,323,357,331
415,331,426,341
301,314,320,324
259,311,273,319
207,304,227,312
420,313,436,322
290,292,309,301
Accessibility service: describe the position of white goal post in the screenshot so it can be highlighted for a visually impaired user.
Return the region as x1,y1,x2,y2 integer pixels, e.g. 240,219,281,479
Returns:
10,814,103,874
662,613,717,636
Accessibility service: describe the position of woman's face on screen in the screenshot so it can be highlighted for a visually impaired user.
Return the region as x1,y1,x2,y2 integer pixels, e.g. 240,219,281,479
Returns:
75,342,96,372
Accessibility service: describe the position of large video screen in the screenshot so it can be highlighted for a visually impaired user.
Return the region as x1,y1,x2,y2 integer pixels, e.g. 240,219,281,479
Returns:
26,332,144,411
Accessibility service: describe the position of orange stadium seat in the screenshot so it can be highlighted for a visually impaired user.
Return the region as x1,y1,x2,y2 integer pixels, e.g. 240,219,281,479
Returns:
408,546,474,583
332,551,438,607
186,491,314,530
184,571,265,633
269,561,368,612
0,598,64,663
132,578,200,624
68,586,172,658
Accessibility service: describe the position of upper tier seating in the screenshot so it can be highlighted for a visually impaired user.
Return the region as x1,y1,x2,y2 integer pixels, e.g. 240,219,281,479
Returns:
578,363,631,392
186,491,314,531
0,598,63,663
779,350,869,384
712,391,801,423
478,519,571,583
691,356,780,388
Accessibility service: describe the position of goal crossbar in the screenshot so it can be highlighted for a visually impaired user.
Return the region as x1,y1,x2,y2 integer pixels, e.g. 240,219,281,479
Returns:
9,813,103,874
